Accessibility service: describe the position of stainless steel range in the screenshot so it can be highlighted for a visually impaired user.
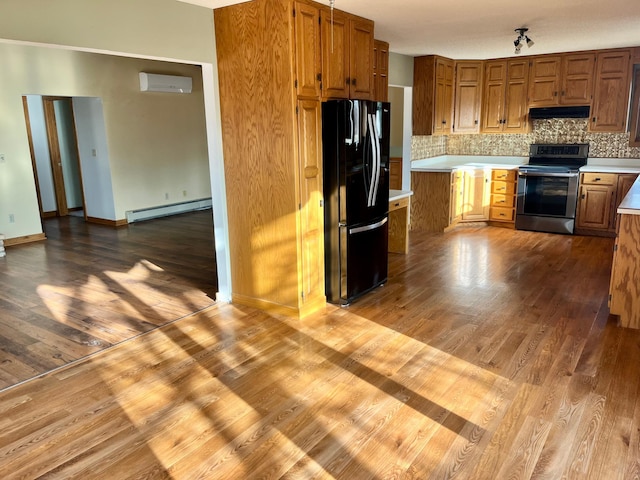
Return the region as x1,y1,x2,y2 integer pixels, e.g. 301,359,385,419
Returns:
516,143,589,234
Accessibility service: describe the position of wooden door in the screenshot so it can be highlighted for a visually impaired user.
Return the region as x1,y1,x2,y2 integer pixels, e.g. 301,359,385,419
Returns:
296,99,325,311
434,58,454,134
454,61,483,133
481,61,507,133
321,8,349,99
591,50,631,132
504,59,530,133
294,2,321,99
528,56,562,107
461,168,490,221
348,17,374,100
576,184,615,230
629,67,640,146
561,53,595,105
413,55,436,135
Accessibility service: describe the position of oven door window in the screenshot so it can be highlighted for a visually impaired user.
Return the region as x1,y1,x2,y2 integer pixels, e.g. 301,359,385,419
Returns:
522,176,570,216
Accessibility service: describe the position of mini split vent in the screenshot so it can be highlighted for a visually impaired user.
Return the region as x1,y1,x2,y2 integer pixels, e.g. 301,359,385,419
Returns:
139,72,193,93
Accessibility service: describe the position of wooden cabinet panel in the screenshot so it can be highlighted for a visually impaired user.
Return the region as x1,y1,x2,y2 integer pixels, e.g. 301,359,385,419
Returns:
528,56,562,107
321,8,350,99
609,213,640,328
461,168,490,221
389,157,402,189
614,174,639,230
562,53,595,105
410,171,452,232
453,61,483,133
629,67,640,146
527,53,594,107
373,39,389,102
450,170,464,225
349,17,374,100
294,2,321,99
489,168,517,224
577,184,616,230
481,60,529,133
591,50,632,132
296,99,325,310
412,55,454,135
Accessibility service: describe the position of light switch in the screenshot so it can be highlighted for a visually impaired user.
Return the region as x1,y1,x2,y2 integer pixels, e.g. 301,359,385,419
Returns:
91,149,97,157
0,154,5,163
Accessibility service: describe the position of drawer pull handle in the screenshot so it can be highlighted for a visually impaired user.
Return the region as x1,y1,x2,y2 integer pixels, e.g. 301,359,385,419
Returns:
594,177,601,181
394,202,400,207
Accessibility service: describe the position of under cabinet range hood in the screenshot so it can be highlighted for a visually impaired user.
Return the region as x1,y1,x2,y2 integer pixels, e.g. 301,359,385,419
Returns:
528,105,590,119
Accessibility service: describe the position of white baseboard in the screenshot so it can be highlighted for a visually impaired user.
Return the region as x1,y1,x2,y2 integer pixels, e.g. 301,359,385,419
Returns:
125,198,212,223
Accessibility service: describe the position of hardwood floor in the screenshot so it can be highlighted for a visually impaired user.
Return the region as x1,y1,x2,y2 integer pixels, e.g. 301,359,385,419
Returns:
0,211,217,390
1,222,639,479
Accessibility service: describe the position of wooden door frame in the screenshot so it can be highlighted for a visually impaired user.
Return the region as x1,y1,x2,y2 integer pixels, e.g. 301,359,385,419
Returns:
42,96,87,219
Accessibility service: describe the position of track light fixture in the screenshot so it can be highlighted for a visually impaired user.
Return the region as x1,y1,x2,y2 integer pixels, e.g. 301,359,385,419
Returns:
514,28,534,54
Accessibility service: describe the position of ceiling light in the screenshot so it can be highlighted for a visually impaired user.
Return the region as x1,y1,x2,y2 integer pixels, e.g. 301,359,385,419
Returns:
514,28,534,54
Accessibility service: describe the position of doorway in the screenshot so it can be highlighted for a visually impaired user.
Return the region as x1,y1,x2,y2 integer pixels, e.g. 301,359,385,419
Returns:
23,95,86,219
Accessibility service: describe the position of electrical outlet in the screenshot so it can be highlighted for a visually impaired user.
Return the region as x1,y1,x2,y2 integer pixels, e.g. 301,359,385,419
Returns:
0,154,5,163
9,214,15,223
182,190,187,197
91,149,97,157
165,193,169,200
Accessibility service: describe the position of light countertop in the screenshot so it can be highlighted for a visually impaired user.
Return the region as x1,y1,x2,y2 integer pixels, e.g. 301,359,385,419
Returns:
618,176,640,215
389,189,413,202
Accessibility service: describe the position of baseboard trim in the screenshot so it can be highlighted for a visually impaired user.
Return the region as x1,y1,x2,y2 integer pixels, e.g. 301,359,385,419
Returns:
231,293,327,318
126,198,212,223
86,217,128,227
41,211,56,218
4,233,47,246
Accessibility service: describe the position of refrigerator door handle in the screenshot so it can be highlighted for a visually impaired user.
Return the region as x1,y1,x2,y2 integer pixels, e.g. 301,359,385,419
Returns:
366,113,377,207
345,101,354,145
349,216,388,235
370,113,381,206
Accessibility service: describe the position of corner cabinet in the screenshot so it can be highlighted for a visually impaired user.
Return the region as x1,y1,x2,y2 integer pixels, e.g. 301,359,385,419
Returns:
481,59,529,133
413,55,454,135
373,39,389,102
590,49,632,132
217,0,373,317
321,8,374,100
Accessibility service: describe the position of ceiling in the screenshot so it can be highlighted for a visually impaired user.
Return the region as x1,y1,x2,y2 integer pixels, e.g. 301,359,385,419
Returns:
179,0,640,60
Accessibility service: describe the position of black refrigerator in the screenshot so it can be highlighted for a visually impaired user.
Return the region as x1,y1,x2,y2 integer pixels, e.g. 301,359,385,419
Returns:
322,99,390,305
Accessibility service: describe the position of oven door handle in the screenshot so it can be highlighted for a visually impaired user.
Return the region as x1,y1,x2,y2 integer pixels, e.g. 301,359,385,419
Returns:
518,171,579,178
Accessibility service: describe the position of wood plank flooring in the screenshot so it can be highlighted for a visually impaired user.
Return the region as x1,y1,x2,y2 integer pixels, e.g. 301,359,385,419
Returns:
0,211,217,390
1,221,639,478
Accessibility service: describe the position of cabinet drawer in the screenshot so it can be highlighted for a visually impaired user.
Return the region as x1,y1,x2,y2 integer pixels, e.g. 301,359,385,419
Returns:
492,181,516,195
490,206,515,222
581,172,616,185
492,169,517,182
491,194,516,208
389,196,409,212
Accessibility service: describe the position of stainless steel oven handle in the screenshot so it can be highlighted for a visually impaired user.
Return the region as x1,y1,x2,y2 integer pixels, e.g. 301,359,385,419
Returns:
518,171,579,178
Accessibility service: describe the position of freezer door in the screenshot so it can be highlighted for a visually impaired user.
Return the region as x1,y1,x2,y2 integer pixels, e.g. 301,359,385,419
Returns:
338,215,389,304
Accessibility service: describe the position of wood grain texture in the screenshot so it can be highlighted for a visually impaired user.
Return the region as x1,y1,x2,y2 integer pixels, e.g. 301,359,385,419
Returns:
609,213,640,328
1,222,640,478
410,171,451,232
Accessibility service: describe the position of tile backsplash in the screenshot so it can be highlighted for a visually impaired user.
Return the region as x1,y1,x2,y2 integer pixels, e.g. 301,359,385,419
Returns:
412,118,640,160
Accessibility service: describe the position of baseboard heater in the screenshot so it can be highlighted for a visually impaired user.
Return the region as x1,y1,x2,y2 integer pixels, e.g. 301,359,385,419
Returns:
125,198,212,223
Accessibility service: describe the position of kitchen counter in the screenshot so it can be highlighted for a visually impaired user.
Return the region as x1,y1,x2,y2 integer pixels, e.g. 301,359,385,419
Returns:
617,175,640,215
411,155,526,172
388,190,413,254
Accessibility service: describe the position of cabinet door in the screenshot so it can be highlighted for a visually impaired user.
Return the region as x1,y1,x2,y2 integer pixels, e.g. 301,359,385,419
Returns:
321,8,350,99
412,55,436,135
561,53,595,105
296,99,325,307
450,170,464,225
628,67,640,146
294,2,321,99
462,168,490,221
591,50,631,132
504,59,530,132
481,61,507,133
373,39,389,102
435,58,454,134
613,174,639,231
348,17,374,100
454,61,483,133
577,184,616,230
528,56,562,107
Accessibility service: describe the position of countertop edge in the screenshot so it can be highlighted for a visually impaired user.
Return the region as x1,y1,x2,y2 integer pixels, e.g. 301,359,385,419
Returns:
389,190,413,202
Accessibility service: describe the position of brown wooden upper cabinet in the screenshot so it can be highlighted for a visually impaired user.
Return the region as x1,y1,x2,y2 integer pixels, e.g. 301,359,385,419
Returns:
453,61,483,133
629,65,640,146
528,53,595,107
413,55,454,135
321,8,374,101
590,49,632,132
373,39,389,102
294,2,322,99
481,59,529,133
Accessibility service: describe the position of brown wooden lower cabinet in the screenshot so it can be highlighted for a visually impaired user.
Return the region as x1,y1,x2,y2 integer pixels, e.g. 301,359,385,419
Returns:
576,172,639,236
389,157,402,189
609,212,640,328
488,168,517,226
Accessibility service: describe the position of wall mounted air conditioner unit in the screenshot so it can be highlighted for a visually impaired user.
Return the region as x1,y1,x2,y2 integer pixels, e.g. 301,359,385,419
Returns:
139,72,193,93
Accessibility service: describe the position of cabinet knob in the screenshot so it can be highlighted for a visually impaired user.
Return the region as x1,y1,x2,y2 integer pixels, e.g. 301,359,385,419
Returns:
594,177,601,182
346,77,350,85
